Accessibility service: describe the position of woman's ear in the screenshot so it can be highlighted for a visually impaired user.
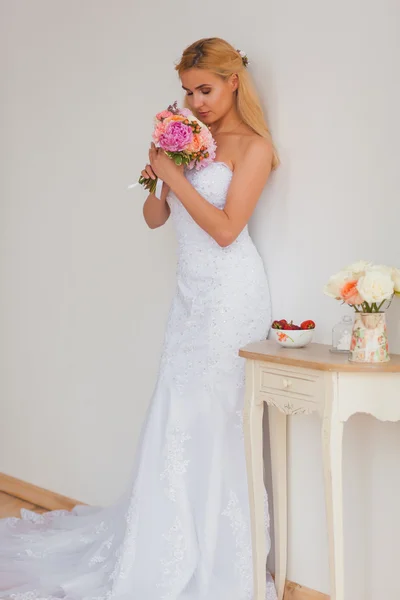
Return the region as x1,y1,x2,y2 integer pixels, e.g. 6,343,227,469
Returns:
230,73,239,92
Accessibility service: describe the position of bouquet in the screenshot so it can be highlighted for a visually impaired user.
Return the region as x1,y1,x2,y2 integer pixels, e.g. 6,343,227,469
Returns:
324,261,400,313
128,101,217,195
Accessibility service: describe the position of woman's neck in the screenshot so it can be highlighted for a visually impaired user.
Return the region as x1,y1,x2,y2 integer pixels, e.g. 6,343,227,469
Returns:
209,108,242,135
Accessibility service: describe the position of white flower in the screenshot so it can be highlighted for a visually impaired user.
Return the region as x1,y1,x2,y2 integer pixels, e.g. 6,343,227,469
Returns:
368,265,400,296
323,270,353,298
357,270,394,304
368,264,393,275
392,267,400,295
345,260,372,276
236,49,249,66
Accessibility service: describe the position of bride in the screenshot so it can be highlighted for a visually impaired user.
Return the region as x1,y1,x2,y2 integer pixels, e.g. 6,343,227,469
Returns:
0,37,279,600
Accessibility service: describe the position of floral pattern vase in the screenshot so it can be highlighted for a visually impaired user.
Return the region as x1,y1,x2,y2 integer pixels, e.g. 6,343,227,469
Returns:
349,312,390,363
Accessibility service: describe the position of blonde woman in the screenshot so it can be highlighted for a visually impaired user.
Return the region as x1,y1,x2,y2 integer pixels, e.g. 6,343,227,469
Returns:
0,37,278,600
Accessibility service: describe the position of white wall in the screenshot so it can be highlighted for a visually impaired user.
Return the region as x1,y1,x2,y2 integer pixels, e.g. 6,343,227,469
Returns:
1,1,399,598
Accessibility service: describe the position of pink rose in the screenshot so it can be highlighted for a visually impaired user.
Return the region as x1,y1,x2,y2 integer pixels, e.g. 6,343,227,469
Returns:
152,121,168,145
156,110,173,121
340,280,363,306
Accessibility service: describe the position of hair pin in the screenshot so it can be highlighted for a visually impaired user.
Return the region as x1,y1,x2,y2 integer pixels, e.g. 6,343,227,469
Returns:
237,49,249,67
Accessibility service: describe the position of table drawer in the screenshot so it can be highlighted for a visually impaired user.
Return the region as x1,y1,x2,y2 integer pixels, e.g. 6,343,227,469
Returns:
258,364,323,401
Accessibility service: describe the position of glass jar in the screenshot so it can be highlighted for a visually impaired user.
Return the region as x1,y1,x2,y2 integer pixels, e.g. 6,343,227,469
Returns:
331,315,353,353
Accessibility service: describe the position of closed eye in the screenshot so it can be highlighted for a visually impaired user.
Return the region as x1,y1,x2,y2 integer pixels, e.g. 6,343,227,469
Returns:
185,90,211,96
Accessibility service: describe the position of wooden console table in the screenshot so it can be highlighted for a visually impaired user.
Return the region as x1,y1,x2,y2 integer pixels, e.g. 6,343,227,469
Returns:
239,341,400,600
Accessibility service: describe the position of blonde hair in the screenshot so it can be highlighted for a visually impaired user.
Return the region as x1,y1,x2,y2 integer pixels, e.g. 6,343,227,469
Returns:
175,37,280,170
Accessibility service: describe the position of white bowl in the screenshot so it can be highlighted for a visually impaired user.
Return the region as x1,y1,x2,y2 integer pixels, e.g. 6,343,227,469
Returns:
271,328,314,348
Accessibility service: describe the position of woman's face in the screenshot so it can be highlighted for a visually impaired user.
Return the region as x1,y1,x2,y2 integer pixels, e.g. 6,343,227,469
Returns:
180,68,237,125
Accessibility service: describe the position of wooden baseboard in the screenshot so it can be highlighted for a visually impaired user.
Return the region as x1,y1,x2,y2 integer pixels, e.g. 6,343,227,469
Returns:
284,580,329,599
0,472,84,511
0,472,328,599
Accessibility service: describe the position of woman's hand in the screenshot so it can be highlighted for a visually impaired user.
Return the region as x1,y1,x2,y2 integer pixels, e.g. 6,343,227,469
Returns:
148,143,184,188
140,163,156,181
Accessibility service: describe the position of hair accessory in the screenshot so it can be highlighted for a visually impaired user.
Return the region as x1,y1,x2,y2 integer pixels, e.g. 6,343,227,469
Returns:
237,49,249,67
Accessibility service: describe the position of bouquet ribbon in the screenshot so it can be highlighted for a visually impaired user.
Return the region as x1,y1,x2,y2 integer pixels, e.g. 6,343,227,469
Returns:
127,177,164,200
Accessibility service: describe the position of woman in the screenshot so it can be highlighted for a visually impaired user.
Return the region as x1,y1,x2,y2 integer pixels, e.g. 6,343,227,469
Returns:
0,37,278,600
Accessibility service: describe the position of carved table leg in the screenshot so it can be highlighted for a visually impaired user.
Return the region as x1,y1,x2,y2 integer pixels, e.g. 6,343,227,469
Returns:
244,361,267,600
268,405,288,600
322,378,345,600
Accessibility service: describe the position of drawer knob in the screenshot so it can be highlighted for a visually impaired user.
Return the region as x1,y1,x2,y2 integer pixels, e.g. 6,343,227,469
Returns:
283,378,292,389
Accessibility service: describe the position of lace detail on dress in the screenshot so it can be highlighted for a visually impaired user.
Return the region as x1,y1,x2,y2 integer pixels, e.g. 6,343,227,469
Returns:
157,424,191,596
222,491,252,599
4,516,19,528
109,490,139,582
10,592,41,600
20,508,70,523
79,523,106,544
157,517,186,600
160,425,191,501
235,409,245,441
264,488,271,530
88,534,115,566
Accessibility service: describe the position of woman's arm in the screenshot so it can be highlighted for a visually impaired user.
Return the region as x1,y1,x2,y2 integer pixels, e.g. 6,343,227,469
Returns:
142,182,171,229
165,138,273,247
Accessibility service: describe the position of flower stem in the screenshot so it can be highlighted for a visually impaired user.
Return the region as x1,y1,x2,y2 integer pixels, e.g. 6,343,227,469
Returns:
138,175,158,194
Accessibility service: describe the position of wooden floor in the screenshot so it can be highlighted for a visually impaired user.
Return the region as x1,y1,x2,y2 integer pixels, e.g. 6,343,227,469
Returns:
0,490,48,518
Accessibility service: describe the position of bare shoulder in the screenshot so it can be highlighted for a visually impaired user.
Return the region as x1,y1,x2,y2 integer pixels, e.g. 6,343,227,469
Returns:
238,127,272,155
234,129,273,171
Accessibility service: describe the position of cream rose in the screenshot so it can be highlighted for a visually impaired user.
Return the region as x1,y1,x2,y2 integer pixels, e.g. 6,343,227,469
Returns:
357,270,394,304
368,264,393,275
392,268,400,295
345,260,372,276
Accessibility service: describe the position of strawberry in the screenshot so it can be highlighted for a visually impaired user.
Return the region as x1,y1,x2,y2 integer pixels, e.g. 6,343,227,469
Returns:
301,320,316,330
283,320,302,330
272,319,288,330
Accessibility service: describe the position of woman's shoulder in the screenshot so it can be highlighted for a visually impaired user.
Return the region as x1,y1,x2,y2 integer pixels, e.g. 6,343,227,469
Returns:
237,125,271,149
233,129,273,168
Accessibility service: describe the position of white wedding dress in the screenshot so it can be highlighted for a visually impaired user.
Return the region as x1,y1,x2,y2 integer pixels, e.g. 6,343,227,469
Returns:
0,162,277,600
